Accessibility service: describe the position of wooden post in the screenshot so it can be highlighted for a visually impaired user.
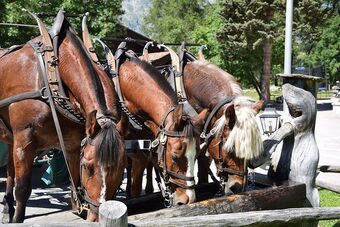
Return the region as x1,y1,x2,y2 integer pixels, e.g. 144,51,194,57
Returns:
99,201,128,227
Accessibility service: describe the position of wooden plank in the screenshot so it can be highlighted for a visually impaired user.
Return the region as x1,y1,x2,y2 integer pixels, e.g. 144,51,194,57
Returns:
129,183,307,221
129,207,340,227
1,223,98,227
316,172,340,193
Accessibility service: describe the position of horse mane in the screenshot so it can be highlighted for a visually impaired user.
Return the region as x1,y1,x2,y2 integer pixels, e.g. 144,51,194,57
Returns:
192,60,263,160
182,117,199,141
129,57,178,105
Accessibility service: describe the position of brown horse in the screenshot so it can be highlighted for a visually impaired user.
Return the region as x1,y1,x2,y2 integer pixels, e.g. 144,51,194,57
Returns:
141,46,264,195
0,10,125,223
107,46,207,206
183,56,264,194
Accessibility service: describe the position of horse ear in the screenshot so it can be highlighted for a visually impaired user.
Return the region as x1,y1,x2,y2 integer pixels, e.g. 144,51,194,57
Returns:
86,110,98,136
192,108,209,129
252,100,265,114
116,113,129,137
173,104,184,128
224,103,235,120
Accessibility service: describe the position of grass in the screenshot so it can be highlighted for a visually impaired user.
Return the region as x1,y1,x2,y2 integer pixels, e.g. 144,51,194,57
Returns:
243,88,336,100
319,188,340,227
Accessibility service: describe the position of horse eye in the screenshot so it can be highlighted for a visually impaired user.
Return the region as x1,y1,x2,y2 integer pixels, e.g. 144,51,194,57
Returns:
82,163,94,176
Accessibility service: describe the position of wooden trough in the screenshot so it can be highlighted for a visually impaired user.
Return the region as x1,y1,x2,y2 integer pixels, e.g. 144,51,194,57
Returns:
125,173,309,219
106,174,339,227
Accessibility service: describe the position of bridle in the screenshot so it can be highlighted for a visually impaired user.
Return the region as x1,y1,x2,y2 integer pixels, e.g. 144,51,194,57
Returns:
150,106,196,207
77,115,119,215
200,98,248,193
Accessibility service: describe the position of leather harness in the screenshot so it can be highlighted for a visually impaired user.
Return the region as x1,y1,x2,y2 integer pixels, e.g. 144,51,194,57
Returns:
0,9,99,214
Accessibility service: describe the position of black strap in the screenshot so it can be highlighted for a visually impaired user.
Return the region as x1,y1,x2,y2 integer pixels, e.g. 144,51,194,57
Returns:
0,90,45,109
201,97,235,141
30,41,82,207
167,169,195,181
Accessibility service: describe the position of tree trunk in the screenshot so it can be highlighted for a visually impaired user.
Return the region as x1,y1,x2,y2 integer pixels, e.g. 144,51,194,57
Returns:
261,38,273,101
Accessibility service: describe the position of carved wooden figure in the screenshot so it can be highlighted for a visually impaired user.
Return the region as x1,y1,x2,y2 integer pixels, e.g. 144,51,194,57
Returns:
251,83,320,208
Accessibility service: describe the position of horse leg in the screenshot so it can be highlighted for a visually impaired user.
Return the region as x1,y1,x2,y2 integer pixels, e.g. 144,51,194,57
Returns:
2,144,15,223
144,161,154,194
126,158,132,198
11,132,36,223
66,151,80,213
130,151,148,197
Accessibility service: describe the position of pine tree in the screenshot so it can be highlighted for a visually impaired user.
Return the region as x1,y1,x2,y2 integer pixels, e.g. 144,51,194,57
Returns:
217,0,284,101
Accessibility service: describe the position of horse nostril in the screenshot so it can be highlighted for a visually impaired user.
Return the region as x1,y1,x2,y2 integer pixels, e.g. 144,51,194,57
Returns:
172,154,178,161
174,193,189,206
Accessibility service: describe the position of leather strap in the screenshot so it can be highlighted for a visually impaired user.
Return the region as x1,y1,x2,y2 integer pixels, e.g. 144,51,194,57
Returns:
30,41,82,207
0,90,45,109
201,97,235,141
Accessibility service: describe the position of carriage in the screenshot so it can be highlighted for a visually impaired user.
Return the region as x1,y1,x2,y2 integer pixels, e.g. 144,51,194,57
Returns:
0,9,317,225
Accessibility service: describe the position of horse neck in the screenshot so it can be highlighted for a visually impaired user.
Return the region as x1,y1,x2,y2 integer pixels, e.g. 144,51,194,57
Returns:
57,32,107,117
119,60,176,128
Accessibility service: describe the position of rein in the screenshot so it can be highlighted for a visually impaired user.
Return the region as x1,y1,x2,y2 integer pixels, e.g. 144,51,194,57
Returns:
29,39,84,209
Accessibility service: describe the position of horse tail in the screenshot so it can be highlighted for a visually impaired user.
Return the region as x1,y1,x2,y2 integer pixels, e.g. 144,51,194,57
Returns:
224,97,263,160
95,121,125,168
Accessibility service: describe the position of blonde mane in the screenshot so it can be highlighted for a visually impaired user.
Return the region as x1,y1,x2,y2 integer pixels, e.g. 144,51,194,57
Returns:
199,59,264,160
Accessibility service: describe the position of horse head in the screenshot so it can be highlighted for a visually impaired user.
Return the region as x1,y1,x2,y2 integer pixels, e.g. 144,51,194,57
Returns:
159,103,207,206
212,96,264,194
183,59,264,195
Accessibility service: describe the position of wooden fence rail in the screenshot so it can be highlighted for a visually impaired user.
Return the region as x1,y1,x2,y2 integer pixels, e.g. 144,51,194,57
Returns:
129,207,340,227
2,206,340,227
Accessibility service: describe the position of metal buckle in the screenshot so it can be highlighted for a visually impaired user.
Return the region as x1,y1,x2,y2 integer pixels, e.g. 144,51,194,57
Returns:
78,202,89,215
160,133,167,145
151,139,160,149
210,127,217,136
138,140,151,150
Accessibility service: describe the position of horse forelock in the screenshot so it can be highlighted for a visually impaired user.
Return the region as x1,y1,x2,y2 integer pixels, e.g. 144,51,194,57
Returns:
223,96,263,160
94,122,124,168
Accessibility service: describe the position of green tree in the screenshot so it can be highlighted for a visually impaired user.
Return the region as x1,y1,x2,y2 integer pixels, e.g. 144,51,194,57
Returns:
310,15,340,83
217,0,284,101
191,2,223,65
294,1,339,84
0,0,123,47
143,0,206,43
